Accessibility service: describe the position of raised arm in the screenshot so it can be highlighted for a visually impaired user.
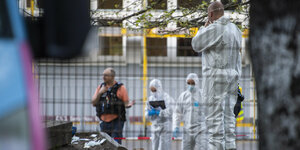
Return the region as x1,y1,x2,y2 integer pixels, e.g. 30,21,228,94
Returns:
91,85,107,106
191,24,223,53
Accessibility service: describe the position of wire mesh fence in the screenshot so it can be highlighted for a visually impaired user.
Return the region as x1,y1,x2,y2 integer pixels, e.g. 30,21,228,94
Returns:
32,26,257,149
18,0,257,149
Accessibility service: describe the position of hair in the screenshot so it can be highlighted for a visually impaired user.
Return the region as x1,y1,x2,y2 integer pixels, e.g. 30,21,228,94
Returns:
109,68,116,77
209,1,224,15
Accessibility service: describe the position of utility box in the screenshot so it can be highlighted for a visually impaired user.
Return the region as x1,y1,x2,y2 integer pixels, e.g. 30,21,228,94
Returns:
45,121,73,149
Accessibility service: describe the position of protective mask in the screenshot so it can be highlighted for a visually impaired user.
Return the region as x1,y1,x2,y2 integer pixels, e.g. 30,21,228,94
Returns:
187,85,195,92
151,91,162,99
151,92,157,97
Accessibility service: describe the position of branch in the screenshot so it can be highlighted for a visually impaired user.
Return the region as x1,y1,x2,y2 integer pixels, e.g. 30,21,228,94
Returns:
224,0,250,10
117,0,164,22
92,0,250,30
91,0,164,25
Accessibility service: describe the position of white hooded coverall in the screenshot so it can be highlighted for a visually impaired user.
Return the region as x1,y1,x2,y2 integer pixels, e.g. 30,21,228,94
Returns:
191,16,242,150
173,73,207,150
145,79,174,150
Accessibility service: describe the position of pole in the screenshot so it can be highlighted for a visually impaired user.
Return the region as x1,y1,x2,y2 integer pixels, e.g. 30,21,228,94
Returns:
142,0,148,137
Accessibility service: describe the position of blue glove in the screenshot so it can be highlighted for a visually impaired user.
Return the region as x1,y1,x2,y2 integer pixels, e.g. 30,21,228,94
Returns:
155,109,160,115
148,109,160,116
173,127,179,137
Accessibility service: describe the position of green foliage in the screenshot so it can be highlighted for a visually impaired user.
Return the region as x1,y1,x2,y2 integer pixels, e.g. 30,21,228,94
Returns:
93,0,250,34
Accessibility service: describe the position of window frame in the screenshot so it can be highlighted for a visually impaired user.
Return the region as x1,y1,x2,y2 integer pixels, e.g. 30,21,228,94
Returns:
146,37,168,57
98,36,124,56
176,37,200,57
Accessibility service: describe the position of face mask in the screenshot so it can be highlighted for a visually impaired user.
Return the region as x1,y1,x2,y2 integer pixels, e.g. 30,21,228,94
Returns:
187,85,195,92
151,91,157,97
151,91,162,99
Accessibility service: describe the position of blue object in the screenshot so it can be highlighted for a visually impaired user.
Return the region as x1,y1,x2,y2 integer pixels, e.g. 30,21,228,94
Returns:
155,109,160,115
194,102,199,107
0,0,27,119
72,126,77,136
187,85,195,92
173,127,179,137
148,109,160,116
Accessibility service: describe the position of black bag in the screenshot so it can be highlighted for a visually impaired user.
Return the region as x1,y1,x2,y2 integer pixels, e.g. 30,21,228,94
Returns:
234,86,244,118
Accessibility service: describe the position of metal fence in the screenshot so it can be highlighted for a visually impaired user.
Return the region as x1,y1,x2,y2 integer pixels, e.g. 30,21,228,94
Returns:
19,0,258,149
32,26,258,149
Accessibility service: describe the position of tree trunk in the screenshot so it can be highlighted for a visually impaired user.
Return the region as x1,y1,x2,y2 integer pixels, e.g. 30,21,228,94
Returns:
249,0,300,150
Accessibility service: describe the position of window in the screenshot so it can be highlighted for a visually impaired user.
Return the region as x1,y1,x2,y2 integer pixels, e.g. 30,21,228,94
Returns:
99,37,123,56
98,0,122,9
0,0,13,38
177,38,199,57
148,0,167,10
177,0,209,8
146,38,167,56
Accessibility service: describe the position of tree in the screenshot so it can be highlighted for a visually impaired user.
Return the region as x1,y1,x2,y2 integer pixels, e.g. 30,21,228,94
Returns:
249,0,300,149
92,0,250,35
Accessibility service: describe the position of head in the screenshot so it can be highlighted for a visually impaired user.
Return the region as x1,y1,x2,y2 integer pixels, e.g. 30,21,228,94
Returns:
150,86,157,93
102,68,116,84
186,73,199,93
149,79,163,99
208,1,224,22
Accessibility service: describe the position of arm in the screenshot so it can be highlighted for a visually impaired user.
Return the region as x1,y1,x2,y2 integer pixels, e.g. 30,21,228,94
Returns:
233,25,242,78
235,29,243,78
236,51,242,78
91,85,107,106
173,95,183,130
145,98,156,121
159,94,174,118
191,24,223,53
118,85,135,108
125,100,135,108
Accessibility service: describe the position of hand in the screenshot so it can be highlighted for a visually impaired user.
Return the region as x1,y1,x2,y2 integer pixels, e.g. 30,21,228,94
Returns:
99,86,108,95
173,127,179,137
126,100,135,108
92,86,107,106
155,109,160,115
148,109,160,116
205,20,212,27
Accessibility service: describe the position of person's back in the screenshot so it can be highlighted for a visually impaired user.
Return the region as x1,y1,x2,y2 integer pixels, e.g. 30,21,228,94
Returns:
193,16,242,75
191,2,242,149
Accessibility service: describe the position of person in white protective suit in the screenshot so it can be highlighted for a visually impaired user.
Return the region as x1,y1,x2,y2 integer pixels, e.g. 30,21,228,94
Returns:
191,2,242,150
172,73,207,150
145,79,174,150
